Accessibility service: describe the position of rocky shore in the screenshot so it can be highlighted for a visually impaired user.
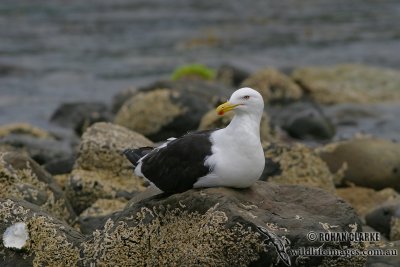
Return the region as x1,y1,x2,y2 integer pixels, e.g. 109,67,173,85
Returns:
1,64,400,266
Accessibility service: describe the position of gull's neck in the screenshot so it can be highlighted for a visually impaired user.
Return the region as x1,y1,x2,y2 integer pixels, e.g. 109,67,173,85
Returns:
225,112,262,139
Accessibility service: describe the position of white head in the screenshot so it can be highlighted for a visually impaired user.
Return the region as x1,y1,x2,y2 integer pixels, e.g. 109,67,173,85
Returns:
216,87,264,117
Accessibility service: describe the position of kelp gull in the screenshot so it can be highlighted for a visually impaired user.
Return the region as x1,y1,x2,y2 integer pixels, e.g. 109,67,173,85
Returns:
124,87,265,193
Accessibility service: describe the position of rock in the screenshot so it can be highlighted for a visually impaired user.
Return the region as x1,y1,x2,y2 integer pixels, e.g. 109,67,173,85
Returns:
0,123,75,166
0,198,83,267
261,143,337,193
391,218,400,241
114,88,213,142
0,123,53,139
292,64,400,104
1,183,364,266
319,138,400,190
66,122,152,214
198,109,273,142
241,68,303,103
50,102,112,136
111,87,136,113
216,64,251,87
43,154,76,175
267,101,335,141
78,198,127,235
138,79,234,104
0,151,75,223
336,187,399,217
322,103,400,143
366,199,400,239
83,181,363,266
364,240,400,267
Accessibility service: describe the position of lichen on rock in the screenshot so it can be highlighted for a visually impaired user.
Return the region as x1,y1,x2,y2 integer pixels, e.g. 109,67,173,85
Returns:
263,143,337,193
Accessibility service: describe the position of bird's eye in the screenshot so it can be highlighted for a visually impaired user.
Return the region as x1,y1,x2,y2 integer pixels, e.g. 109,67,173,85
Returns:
243,95,250,100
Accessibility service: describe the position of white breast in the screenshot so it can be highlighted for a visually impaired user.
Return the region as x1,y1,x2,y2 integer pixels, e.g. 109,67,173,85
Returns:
193,128,265,188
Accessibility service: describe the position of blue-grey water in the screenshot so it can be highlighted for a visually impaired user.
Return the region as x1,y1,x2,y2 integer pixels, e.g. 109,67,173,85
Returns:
1,0,400,129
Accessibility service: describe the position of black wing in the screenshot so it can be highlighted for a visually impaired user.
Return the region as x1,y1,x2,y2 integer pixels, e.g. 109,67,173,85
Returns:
140,130,215,193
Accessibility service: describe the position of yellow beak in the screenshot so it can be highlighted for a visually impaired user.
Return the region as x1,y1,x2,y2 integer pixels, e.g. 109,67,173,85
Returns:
216,101,239,115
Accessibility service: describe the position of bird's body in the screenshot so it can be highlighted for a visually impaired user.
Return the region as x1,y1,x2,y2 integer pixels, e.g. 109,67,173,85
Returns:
124,87,265,193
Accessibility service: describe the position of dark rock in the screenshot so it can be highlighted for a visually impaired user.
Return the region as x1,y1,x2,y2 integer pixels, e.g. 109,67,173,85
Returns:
322,103,400,143
82,182,363,266
216,64,251,87
50,102,112,135
66,122,152,214
43,153,76,175
0,151,76,223
114,88,214,142
0,123,75,166
1,183,364,266
77,198,127,235
366,199,400,239
364,240,400,267
319,138,400,190
267,101,335,141
0,198,84,267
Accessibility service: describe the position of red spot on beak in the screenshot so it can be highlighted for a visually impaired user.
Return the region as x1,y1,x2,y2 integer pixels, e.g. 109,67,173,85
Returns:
218,110,224,115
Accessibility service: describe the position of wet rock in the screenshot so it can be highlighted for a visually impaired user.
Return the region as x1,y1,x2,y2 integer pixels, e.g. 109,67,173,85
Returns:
336,187,399,217
0,123,75,166
322,103,400,143
0,152,75,223
198,109,273,142
66,122,152,214
241,68,303,103
111,87,136,113
366,199,400,239
268,101,335,141
292,64,400,104
114,88,213,142
83,181,363,266
50,102,112,136
319,138,400,190
0,198,83,267
261,143,337,193
216,64,251,87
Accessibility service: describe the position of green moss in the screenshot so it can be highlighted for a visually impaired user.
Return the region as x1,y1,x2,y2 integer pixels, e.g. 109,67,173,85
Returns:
171,64,216,81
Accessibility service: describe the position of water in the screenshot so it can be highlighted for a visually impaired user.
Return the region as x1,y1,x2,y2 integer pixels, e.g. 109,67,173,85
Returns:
1,0,400,128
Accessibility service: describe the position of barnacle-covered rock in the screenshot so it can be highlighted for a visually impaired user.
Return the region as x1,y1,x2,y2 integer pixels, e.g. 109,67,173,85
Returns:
66,122,152,214
0,151,75,222
0,198,83,267
262,143,337,193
